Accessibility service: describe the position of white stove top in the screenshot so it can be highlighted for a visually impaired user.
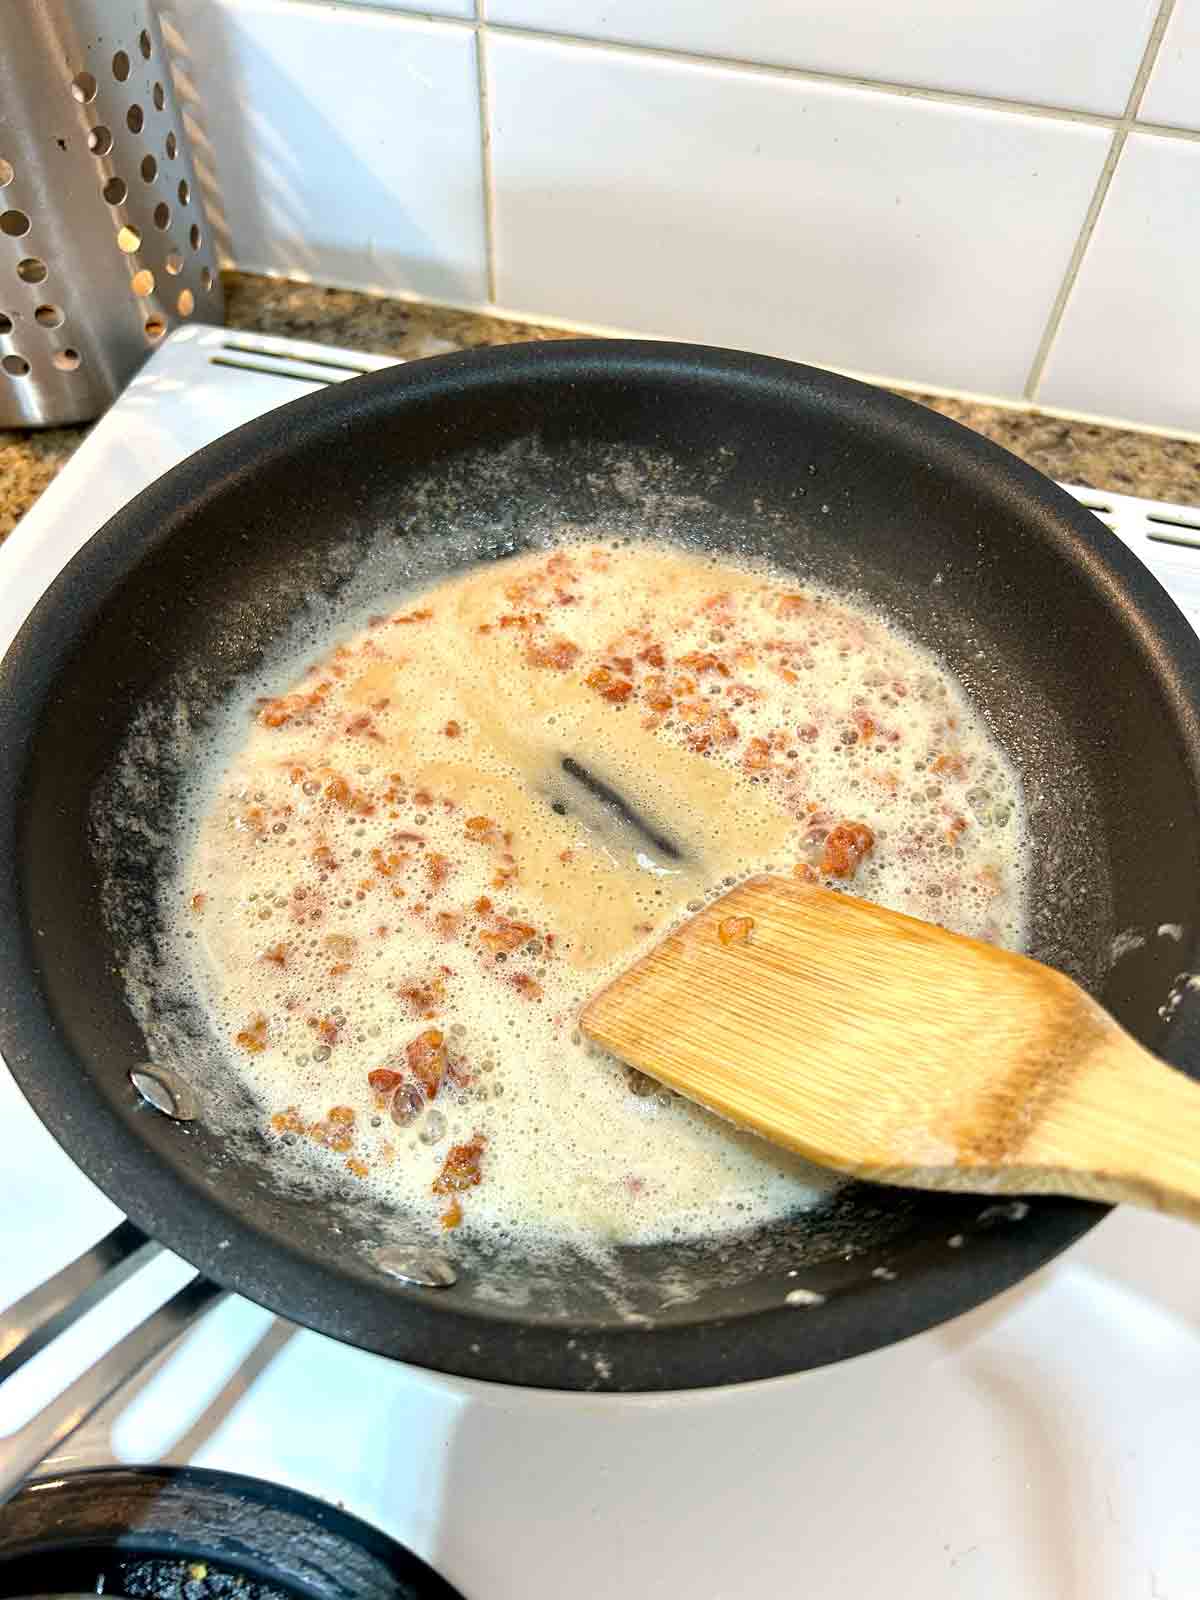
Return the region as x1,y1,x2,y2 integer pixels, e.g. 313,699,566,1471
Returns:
1,326,1198,1598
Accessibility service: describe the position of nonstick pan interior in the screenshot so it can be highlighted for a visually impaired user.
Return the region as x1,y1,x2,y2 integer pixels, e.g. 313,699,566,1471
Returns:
3,340,1200,1391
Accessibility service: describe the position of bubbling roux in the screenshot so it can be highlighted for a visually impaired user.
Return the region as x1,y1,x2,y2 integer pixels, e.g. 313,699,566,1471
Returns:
179,542,1030,1246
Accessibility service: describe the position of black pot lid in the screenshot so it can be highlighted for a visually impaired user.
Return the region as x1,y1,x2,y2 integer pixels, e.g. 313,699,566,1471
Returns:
0,1466,464,1599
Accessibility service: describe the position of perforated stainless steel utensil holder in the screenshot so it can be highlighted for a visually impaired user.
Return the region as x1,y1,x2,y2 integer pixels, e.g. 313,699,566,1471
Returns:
0,0,223,427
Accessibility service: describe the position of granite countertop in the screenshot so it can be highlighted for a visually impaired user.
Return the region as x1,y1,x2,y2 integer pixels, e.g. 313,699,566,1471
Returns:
3,271,1198,540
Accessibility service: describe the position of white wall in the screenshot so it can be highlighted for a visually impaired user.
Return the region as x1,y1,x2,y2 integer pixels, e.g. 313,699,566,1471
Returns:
167,0,1200,435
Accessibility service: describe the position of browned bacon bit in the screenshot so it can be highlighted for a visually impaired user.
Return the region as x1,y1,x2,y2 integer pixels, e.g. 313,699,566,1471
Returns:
262,942,289,968
398,973,447,1017
473,895,493,915
393,607,433,624
270,1106,304,1135
368,1067,403,1094
682,705,739,753
479,916,537,955
406,1028,448,1098
325,774,375,815
190,892,206,913
371,848,408,878
308,1016,340,1047
346,1158,369,1178
931,751,967,778
678,650,731,677
241,805,268,838
718,915,755,946
793,862,818,883
642,676,675,713
852,707,877,741
432,1133,487,1196
312,844,339,872
944,813,968,845
426,852,452,888
777,592,812,617
526,636,580,670
325,932,356,960
464,815,503,846
638,642,666,669
820,822,875,879
444,719,462,738
313,1106,355,1152
258,690,323,729
511,973,543,1001
491,861,518,889
345,713,373,736
235,1014,269,1053
441,1197,464,1230
743,737,773,771
435,911,462,940
504,573,541,604
585,666,634,703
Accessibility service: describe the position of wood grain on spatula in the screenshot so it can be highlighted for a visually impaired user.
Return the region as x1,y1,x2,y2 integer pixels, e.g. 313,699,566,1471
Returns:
581,876,1200,1221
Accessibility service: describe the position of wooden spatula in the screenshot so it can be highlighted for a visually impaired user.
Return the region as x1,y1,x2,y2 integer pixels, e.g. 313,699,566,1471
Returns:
581,876,1200,1221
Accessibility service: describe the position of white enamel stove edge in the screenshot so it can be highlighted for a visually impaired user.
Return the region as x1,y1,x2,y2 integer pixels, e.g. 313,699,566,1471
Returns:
1,326,1197,1600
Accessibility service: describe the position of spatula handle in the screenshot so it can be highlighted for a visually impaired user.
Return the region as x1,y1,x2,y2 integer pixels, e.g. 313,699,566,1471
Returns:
1020,1034,1200,1222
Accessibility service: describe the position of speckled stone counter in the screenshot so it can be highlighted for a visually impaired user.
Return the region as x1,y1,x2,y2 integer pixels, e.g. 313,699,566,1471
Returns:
3,271,1198,541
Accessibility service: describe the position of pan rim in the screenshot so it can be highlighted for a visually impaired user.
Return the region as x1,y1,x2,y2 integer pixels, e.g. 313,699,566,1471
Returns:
2,337,1197,1391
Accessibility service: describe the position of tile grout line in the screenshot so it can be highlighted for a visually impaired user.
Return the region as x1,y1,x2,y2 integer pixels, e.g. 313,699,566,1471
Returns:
478,20,1116,125
273,0,1200,139
1023,0,1179,401
474,1,499,304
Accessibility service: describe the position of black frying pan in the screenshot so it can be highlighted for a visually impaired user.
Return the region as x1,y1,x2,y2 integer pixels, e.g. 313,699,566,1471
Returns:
3,339,1200,1395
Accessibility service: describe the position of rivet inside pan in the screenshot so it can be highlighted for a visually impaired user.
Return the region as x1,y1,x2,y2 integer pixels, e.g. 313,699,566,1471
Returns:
129,1064,199,1121
373,1244,457,1289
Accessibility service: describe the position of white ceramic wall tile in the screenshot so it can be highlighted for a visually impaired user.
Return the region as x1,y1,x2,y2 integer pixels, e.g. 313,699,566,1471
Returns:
170,0,487,302
1138,0,1200,129
489,38,1109,398
1040,134,1200,433
489,0,1158,116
